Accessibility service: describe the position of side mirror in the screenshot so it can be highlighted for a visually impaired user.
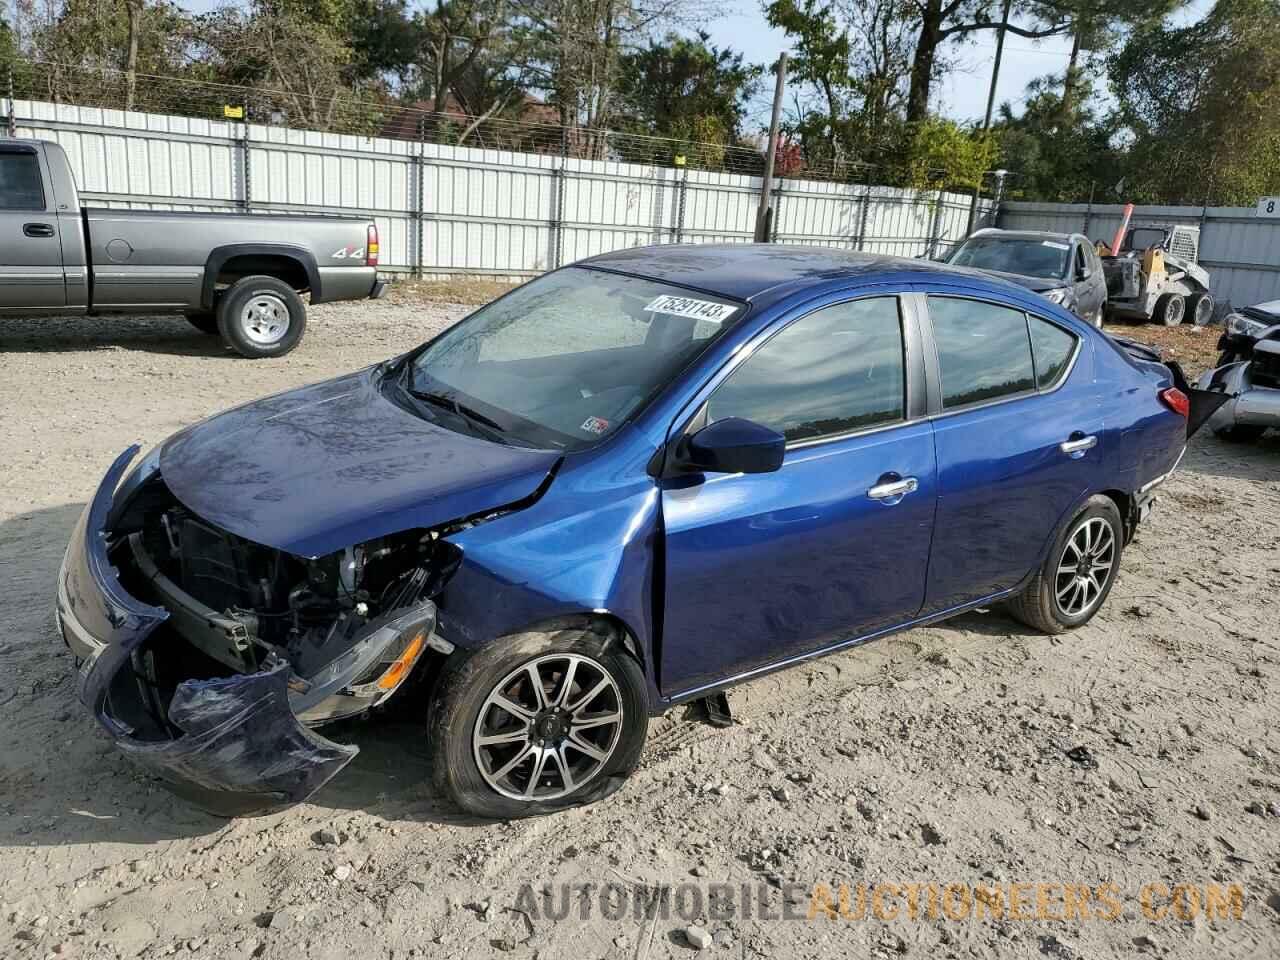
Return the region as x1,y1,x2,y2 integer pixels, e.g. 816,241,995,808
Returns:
1078,264,1092,281
679,417,786,475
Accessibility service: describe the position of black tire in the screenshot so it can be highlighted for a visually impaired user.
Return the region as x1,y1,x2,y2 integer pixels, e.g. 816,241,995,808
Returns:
216,275,307,359
185,312,219,335
1187,291,1214,327
1006,496,1125,634
429,623,648,819
1154,292,1186,326
1215,424,1265,443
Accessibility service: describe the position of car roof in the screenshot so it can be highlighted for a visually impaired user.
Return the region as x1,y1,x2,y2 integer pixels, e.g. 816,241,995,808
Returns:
577,243,1031,305
969,228,1082,243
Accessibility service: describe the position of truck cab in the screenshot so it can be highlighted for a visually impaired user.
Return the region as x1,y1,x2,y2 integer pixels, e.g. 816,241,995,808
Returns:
0,140,89,312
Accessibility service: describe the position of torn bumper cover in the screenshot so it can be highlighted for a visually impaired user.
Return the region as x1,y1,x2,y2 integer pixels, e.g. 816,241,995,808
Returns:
55,446,435,817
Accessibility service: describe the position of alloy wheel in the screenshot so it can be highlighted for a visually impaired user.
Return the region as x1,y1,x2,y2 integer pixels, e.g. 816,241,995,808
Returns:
1054,516,1115,618
472,653,624,801
240,294,291,345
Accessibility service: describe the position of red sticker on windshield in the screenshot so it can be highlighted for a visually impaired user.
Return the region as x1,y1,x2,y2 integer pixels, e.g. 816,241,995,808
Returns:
580,416,610,435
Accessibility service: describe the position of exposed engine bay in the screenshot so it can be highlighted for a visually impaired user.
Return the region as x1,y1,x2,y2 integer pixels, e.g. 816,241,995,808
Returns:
107,472,458,741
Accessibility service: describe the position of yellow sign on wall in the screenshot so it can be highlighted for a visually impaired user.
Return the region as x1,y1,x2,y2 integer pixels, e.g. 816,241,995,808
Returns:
223,105,244,120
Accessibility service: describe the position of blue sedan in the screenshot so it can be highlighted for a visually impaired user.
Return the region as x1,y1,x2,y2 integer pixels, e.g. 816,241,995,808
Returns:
56,245,1206,818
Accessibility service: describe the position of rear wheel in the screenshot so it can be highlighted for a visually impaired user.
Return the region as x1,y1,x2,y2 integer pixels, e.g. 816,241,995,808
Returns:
1187,291,1214,326
1215,424,1265,443
1154,293,1186,326
216,275,307,359
1007,496,1124,634
429,624,648,819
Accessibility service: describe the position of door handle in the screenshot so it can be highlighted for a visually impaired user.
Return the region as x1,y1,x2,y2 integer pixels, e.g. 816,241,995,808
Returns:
1060,435,1097,457
23,223,55,238
868,476,918,502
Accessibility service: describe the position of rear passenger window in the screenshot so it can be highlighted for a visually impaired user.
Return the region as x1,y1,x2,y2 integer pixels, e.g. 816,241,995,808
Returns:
0,152,45,210
929,297,1035,408
1028,317,1077,389
707,297,905,442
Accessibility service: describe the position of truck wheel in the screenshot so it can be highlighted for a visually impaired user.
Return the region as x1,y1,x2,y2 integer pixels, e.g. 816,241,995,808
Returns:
1006,496,1124,634
429,624,648,819
1187,292,1214,326
1154,293,1186,326
216,275,307,359
185,312,219,335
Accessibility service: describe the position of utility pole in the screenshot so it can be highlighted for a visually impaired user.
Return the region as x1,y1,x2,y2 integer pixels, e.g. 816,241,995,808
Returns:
982,0,1012,130
966,0,1013,235
755,52,788,243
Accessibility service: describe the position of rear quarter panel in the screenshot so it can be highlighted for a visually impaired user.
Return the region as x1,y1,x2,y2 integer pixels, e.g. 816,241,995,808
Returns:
1094,336,1185,494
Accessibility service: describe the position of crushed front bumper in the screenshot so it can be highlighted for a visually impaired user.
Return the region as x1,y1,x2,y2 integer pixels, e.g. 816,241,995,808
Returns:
55,447,360,816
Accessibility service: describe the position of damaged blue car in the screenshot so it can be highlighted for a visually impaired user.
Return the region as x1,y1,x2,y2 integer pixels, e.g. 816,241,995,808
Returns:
56,245,1218,819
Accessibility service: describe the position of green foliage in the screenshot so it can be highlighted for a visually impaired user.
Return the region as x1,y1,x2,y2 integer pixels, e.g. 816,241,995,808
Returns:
614,31,760,159
1108,0,1280,204
902,118,1000,189
992,75,1120,201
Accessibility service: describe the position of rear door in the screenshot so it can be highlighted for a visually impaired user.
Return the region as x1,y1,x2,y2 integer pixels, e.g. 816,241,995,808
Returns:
919,293,1101,613
659,293,938,697
0,143,66,312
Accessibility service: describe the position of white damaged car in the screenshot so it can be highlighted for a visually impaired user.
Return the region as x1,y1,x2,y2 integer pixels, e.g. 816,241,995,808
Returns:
1196,301,1280,443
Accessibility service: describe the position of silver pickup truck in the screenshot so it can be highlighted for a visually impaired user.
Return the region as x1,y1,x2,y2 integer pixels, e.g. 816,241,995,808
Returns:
1,138,386,357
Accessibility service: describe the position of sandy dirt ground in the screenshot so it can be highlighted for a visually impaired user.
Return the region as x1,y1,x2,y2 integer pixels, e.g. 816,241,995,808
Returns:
1,300,1278,960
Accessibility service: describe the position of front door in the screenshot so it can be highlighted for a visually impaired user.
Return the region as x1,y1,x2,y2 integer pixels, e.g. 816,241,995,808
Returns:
1072,241,1106,323
0,144,66,312
659,294,937,697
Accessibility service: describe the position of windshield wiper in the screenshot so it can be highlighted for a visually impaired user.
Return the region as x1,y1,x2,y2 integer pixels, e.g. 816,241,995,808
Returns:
406,386,510,441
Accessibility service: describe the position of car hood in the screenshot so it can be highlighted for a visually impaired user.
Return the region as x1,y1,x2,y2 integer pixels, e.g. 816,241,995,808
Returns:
979,269,1067,294
159,367,561,557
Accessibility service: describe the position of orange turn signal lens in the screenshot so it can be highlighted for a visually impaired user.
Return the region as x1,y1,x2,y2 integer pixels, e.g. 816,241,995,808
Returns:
376,631,425,691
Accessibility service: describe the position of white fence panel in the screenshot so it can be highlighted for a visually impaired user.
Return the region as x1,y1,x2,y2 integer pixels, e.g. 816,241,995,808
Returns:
8,96,997,280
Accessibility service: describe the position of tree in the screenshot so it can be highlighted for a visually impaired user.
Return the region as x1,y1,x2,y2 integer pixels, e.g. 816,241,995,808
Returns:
992,74,1119,201
765,0,915,171
197,4,360,128
507,0,725,139
1109,0,1280,204
904,0,1074,123
614,31,759,145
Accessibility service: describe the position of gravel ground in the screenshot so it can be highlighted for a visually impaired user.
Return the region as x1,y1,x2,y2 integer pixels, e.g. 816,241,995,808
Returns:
1,301,1278,960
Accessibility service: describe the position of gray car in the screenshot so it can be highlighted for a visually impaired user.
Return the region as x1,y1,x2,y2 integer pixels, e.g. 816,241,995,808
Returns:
945,228,1109,327
0,139,386,357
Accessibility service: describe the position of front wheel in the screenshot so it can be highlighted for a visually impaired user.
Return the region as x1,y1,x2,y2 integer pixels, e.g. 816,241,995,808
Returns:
429,625,648,819
216,275,307,359
1154,292,1186,326
1006,496,1124,634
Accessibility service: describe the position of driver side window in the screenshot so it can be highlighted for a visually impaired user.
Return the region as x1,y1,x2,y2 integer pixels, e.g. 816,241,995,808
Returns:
706,297,906,443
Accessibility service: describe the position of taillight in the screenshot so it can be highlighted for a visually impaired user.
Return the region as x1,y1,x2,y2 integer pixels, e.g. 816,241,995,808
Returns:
1160,387,1189,417
366,224,379,267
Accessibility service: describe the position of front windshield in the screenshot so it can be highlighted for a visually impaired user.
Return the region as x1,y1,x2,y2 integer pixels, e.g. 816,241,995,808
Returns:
948,237,1071,280
405,267,740,450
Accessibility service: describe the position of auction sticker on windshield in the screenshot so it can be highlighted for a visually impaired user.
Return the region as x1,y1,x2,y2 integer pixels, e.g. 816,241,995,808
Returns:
645,294,738,323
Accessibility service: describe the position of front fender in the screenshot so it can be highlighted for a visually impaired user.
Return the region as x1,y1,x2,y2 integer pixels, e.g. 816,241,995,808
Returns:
434,436,662,707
